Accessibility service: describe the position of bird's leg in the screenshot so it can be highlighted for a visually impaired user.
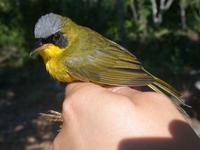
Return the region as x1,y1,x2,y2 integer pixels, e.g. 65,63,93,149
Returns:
39,110,63,122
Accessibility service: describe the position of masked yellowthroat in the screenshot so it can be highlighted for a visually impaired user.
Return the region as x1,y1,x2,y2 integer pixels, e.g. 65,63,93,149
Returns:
31,13,188,120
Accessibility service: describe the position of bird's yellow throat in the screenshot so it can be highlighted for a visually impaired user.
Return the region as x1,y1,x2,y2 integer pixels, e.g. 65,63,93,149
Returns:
38,44,64,62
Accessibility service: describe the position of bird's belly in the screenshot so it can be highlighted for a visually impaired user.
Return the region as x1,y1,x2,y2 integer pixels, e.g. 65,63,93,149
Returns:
45,60,74,82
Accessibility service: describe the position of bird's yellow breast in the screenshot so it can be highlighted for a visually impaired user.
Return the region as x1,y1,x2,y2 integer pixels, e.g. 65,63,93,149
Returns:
37,43,75,82
45,58,74,82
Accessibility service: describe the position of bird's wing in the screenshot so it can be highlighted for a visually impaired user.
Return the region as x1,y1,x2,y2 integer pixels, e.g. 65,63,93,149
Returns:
64,41,154,86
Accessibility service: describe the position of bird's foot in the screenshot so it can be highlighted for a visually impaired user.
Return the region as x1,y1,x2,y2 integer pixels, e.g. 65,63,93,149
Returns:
39,110,63,122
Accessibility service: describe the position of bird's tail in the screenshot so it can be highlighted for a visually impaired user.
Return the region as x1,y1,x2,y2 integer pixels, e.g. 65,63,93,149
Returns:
143,68,190,116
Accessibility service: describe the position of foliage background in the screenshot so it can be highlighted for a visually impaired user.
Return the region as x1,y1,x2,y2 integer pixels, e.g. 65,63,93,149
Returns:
0,0,200,149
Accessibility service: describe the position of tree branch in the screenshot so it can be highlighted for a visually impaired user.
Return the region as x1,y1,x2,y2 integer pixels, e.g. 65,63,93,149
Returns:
161,0,174,10
180,0,187,29
151,0,162,24
130,0,138,25
151,0,174,25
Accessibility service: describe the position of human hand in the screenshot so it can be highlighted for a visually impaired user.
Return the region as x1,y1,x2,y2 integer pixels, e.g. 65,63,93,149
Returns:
53,82,200,150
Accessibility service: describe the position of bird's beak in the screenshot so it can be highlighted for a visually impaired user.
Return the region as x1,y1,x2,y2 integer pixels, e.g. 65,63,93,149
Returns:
30,44,51,56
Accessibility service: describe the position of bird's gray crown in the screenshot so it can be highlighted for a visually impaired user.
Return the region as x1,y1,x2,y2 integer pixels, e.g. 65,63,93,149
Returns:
34,13,63,38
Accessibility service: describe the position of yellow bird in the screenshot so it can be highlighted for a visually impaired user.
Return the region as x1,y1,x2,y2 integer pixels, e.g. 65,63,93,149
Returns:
31,13,188,120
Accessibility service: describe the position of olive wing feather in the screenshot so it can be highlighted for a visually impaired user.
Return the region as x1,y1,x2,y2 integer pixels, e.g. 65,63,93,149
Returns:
64,43,154,86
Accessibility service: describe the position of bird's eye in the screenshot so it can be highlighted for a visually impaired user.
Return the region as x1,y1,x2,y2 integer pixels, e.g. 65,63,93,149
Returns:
52,32,68,48
52,33,60,42
39,32,68,48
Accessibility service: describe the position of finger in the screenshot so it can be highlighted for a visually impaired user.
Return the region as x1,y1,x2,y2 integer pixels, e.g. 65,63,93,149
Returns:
65,82,103,97
108,86,141,99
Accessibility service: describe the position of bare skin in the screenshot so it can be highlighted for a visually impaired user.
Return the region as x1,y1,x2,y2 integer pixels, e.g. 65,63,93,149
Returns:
53,82,200,150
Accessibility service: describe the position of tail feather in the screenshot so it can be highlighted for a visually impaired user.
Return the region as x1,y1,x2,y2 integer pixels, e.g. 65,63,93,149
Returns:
147,81,190,118
142,68,191,108
148,81,188,107
153,76,180,97
147,83,165,96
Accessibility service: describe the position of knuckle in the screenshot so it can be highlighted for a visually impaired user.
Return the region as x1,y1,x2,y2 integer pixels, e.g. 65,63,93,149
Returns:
62,98,75,121
65,83,79,96
114,95,136,108
62,99,69,114
65,82,102,97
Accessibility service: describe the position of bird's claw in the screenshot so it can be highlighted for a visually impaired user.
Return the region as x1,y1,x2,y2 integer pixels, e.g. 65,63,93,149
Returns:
39,110,63,122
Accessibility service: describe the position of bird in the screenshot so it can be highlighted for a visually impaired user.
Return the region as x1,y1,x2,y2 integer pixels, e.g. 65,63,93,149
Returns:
31,13,188,122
